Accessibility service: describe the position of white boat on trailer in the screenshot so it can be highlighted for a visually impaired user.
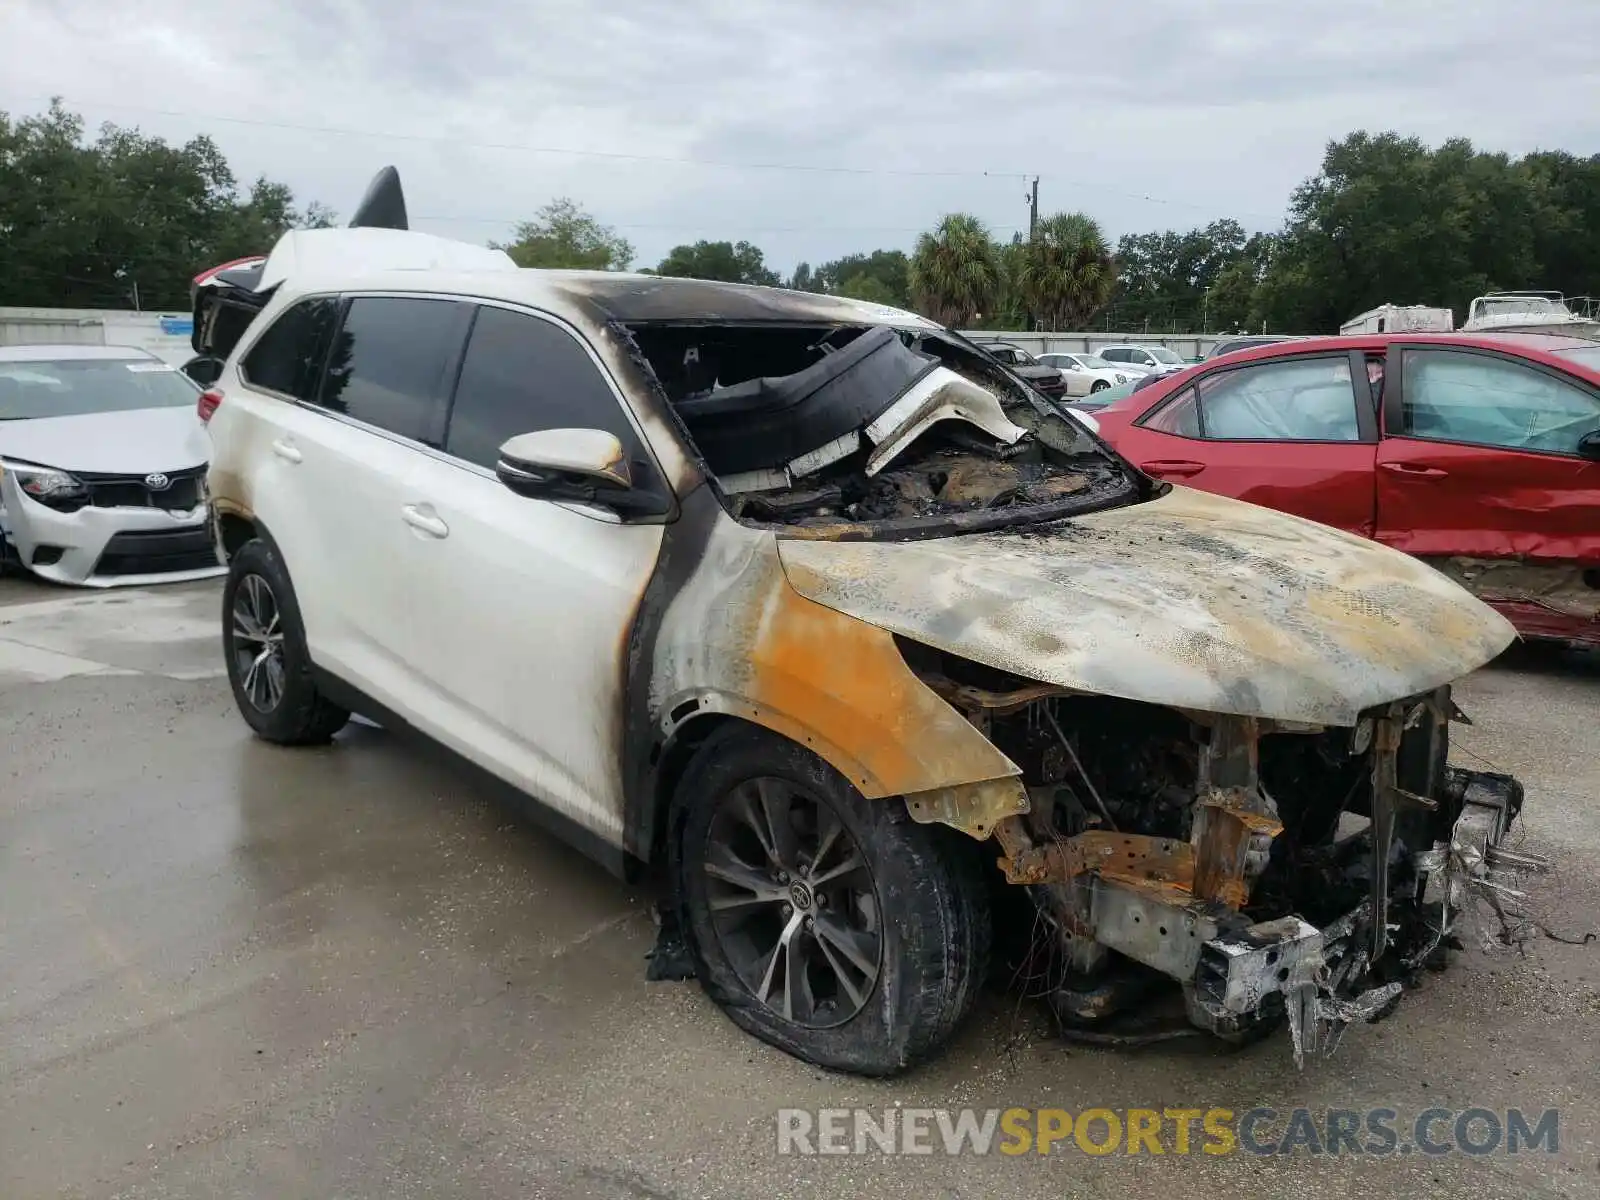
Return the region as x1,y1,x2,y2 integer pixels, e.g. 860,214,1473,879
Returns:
1460,290,1600,339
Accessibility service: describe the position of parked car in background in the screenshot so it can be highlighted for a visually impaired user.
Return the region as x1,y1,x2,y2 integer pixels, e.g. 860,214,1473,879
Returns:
1091,332,1600,646
1096,344,1188,375
1205,334,1304,360
1036,352,1133,396
0,345,222,586
969,339,1068,399
193,168,1527,1077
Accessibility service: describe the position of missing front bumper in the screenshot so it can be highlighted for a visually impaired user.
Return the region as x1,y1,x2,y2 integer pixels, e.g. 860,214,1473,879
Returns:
992,748,1534,1066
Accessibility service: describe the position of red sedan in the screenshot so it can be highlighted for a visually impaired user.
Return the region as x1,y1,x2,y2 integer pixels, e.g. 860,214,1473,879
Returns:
1090,332,1600,647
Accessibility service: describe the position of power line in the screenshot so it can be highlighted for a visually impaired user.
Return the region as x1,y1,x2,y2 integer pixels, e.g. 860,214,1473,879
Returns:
4,93,1032,182
3,92,1285,221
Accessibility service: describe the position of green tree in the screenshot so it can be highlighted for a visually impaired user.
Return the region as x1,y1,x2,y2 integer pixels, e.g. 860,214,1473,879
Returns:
810,250,911,307
909,214,1002,327
1254,131,1545,332
492,198,634,271
0,99,330,310
1016,212,1116,330
655,239,779,285
836,272,897,305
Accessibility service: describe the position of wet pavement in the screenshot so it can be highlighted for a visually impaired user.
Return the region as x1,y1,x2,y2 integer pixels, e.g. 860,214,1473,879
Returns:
2,574,1598,1199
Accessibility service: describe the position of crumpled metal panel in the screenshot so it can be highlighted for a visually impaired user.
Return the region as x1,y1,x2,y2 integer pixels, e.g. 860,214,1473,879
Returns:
778,486,1515,726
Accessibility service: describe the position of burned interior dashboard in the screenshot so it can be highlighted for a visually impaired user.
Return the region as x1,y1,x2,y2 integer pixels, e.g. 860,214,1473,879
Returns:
623,321,1144,538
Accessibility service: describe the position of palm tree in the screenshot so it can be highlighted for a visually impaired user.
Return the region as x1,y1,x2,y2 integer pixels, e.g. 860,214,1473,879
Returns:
1017,212,1116,331
910,214,1002,328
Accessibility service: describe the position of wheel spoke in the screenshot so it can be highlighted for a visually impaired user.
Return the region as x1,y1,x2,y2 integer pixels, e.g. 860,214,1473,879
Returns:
813,913,879,978
233,609,266,644
730,785,779,868
703,843,783,899
808,850,866,888
810,808,845,877
263,652,286,709
755,778,800,871
783,933,812,1023
813,928,867,1010
755,911,801,1009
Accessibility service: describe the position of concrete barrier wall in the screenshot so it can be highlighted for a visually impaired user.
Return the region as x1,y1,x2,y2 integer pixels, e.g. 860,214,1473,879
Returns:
0,308,195,365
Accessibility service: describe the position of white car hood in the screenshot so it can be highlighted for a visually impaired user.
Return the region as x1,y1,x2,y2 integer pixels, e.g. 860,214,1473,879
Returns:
0,407,209,474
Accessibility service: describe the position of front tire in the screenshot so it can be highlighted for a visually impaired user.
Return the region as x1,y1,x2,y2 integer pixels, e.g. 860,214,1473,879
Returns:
669,726,990,1076
223,538,349,745
1090,380,1110,393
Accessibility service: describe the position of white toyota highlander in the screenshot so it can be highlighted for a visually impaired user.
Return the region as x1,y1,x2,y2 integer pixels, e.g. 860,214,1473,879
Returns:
195,169,1534,1077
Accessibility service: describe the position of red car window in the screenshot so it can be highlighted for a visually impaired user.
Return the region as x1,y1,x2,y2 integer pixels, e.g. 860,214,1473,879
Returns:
1398,350,1600,456
1138,355,1361,442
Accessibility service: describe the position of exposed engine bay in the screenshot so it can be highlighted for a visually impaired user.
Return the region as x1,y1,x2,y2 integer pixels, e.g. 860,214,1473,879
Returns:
896,642,1540,1064
624,321,1141,537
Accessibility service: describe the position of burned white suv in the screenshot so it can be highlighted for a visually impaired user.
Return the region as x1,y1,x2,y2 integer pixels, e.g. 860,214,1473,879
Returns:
196,170,1530,1075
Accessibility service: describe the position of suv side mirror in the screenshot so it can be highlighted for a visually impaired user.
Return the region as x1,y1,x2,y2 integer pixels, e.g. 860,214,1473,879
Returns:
1579,430,1600,461
496,428,665,515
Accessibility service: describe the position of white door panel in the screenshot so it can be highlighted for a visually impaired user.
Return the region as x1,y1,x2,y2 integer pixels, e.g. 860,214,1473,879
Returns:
236,391,420,700
399,454,664,843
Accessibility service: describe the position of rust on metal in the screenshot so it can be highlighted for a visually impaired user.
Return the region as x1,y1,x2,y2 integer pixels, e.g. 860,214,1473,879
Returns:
903,777,1031,839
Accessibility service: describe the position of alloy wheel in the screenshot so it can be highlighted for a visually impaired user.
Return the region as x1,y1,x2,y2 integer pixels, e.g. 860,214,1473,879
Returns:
702,777,882,1028
231,573,286,712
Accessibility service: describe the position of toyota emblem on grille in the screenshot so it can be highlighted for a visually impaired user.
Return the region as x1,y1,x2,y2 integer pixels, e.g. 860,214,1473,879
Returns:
144,472,171,490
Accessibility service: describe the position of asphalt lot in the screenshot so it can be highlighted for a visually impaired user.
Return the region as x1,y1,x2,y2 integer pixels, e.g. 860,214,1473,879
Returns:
1,573,1597,1199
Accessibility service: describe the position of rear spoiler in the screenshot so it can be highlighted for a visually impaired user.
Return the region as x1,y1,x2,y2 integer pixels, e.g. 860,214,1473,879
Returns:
188,166,412,360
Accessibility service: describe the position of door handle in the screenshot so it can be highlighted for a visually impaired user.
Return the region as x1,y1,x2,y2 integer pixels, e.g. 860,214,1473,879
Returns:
1140,459,1206,479
1379,462,1448,479
401,504,449,539
271,439,302,464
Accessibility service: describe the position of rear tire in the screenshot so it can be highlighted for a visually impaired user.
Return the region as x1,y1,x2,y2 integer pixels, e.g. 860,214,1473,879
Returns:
669,726,990,1076
222,538,349,745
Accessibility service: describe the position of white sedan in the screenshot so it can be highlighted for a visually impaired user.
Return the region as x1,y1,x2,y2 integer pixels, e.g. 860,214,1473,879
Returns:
0,345,223,586
1036,352,1135,397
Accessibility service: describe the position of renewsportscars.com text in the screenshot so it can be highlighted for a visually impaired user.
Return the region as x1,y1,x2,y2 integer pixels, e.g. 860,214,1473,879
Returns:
776,1106,1560,1157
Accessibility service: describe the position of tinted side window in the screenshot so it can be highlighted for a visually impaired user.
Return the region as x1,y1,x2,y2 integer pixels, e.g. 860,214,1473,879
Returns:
445,306,662,494
1400,350,1600,455
241,297,337,401
1100,348,1126,362
318,297,467,442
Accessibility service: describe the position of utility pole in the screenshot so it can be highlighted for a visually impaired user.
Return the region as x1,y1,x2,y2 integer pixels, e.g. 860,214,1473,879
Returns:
1027,176,1039,241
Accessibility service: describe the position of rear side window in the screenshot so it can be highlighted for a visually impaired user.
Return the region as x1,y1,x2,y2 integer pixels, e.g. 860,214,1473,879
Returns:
317,297,469,443
1142,356,1360,441
241,297,338,401
1100,348,1126,362
444,306,664,500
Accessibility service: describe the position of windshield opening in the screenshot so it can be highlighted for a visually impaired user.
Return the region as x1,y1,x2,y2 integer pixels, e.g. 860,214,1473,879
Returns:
620,320,1146,540
1148,347,1183,364
0,359,199,420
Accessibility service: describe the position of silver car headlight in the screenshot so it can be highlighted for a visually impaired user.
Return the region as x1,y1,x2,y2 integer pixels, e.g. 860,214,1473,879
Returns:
0,459,89,508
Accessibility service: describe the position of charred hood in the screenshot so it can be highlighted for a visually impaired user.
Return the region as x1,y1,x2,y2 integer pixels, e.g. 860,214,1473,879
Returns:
777,486,1516,726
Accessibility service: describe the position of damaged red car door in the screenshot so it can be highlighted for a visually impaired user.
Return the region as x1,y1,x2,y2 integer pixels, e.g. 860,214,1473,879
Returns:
1103,350,1380,537
1375,343,1600,642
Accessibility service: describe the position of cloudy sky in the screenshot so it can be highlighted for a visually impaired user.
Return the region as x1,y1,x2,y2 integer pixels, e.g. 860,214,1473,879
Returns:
3,0,1598,274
